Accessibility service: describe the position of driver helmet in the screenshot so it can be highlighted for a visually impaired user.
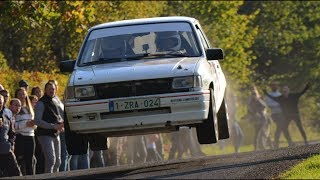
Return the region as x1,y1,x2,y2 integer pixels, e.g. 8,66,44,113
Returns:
155,31,181,51
101,36,125,56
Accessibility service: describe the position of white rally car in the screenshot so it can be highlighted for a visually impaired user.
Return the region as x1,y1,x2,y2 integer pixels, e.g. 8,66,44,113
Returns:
60,16,229,153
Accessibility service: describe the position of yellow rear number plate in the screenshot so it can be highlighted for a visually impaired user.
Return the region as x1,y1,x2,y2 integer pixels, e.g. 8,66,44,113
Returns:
109,98,160,112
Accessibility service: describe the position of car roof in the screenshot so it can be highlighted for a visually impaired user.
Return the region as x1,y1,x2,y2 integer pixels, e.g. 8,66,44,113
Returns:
90,16,198,31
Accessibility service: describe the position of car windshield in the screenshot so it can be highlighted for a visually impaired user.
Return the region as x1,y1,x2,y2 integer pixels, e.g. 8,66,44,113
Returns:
78,22,201,66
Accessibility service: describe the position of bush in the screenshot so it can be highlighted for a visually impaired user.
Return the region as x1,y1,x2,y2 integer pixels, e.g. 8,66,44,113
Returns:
0,68,69,100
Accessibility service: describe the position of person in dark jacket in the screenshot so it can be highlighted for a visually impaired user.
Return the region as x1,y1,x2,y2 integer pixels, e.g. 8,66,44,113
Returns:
34,82,64,173
0,94,22,177
265,83,310,145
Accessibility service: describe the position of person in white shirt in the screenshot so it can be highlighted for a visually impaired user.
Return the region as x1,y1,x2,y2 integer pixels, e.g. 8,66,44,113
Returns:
14,87,37,175
265,81,293,148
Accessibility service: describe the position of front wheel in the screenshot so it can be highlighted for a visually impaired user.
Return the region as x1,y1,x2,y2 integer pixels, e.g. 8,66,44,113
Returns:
196,88,219,144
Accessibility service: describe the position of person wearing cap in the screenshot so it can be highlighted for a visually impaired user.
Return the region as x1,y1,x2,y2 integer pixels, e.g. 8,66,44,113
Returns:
19,80,29,92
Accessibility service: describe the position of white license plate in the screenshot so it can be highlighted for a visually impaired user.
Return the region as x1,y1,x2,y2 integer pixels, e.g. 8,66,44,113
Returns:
109,98,160,112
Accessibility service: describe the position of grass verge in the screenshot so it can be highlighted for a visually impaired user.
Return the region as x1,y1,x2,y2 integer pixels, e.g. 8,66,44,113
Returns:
279,154,320,179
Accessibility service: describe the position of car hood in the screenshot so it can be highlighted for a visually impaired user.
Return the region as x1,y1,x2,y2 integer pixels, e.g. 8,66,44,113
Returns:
72,57,202,85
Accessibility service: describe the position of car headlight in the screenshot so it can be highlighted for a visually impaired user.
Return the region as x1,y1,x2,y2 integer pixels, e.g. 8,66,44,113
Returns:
172,76,202,89
64,86,75,100
74,86,95,98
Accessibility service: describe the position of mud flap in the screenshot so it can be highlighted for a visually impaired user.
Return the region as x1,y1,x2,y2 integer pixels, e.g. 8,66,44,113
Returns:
217,98,230,139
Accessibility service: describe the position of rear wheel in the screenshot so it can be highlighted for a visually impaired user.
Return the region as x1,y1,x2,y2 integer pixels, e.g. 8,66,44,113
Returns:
196,88,219,144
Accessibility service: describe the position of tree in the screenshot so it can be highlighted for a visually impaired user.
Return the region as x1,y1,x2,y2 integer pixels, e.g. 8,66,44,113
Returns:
240,1,320,132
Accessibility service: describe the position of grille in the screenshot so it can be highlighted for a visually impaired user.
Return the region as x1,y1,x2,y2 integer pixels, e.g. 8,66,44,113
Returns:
86,78,188,100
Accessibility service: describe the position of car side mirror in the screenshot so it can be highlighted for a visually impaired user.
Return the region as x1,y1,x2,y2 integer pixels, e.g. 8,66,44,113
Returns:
206,48,224,60
60,59,76,73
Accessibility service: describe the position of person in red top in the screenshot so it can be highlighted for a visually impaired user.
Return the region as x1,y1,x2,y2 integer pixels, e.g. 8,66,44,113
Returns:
265,83,310,145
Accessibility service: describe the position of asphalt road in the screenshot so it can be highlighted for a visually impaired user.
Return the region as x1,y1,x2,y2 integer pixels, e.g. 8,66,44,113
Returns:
9,142,320,179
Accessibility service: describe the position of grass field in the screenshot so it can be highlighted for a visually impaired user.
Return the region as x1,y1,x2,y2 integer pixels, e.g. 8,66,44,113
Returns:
279,155,320,179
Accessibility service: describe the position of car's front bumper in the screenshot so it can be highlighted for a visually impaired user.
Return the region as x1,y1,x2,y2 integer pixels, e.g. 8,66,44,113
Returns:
65,90,210,136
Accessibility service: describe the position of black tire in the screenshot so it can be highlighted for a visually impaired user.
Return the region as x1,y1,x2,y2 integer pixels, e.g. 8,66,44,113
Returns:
196,88,219,144
217,97,230,139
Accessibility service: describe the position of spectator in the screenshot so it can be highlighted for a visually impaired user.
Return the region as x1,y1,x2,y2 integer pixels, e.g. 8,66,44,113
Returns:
0,89,10,107
232,120,244,153
89,149,105,168
168,131,183,160
0,95,22,177
48,80,69,172
29,91,44,174
105,137,121,166
29,95,38,109
0,89,13,122
265,84,310,145
227,93,244,153
31,86,43,100
69,153,90,170
155,134,165,160
66,128,107,170
19,80,29,93
169,127,204,160
14,88,37,175
34,82,64,173
265,81,293,148
9,98,22,117
248,86,270,150
104,137,127,166
9,98,22,142
145,134,163,162
69,136,106,170
126,135,147,164
29,94,44,174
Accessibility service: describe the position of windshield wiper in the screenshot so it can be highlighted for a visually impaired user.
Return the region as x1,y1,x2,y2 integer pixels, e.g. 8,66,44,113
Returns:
82,57,124,65
124,54,150,60
146,52,193,58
